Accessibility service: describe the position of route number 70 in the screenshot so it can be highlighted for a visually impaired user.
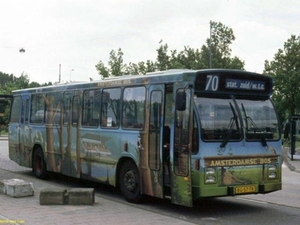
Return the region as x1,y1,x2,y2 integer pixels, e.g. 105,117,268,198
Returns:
205,75,219,91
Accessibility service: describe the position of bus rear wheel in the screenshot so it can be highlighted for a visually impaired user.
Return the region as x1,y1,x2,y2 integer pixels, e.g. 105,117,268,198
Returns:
33,148,48,179
119,161,142,203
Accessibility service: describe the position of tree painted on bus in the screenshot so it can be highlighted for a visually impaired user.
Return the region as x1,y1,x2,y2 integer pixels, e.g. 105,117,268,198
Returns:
43,93,61,172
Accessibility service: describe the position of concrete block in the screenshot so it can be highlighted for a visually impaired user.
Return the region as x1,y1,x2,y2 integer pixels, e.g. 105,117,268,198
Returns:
0,179,34,197
68,188,95,205
0,180,6,194
40,188,67,205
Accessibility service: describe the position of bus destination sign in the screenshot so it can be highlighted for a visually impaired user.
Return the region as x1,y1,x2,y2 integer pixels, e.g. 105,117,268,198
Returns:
226,79,265,91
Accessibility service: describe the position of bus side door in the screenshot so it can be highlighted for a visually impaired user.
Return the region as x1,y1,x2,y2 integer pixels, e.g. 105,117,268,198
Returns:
170,85,193,207
141,84,165,199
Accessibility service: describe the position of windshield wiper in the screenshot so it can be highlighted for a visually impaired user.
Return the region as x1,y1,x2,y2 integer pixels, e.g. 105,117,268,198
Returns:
241,103,267,147
220,102,239,148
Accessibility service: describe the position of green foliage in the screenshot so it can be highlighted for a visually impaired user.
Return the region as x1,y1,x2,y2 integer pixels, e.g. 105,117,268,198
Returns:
95,21,245,77
0,71,51,126
0,72,47,95
95,48,127,78
156,41,170,71
264,35,300,123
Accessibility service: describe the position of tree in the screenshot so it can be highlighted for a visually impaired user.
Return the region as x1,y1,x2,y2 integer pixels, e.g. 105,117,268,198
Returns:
0,71,51,129
95,21,245,77
156,41,170,71
126,60,156,75
264,35,300,122
95,48,126,78
201,21,245,69
171,47,202,69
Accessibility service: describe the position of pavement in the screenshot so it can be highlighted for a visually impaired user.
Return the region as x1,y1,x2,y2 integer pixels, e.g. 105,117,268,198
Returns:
0,135,300,225
0,137,193,225
282,146,300,173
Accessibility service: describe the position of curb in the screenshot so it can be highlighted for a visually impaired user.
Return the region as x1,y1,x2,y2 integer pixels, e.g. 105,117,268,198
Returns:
40,188,95,205
282,149,300,173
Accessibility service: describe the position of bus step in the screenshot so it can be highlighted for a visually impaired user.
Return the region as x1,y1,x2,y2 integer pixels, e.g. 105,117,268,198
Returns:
164,195,171,200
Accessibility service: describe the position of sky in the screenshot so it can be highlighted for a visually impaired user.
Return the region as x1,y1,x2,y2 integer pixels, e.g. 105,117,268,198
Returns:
0,0,299,84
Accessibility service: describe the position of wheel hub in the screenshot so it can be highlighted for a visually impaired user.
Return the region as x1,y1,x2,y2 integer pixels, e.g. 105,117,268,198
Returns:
124,170,136,192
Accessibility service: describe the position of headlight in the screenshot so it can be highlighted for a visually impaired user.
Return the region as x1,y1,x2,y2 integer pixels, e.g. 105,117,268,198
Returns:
268,164,278,179
206,167,216,174
268,164,277,171
268,172,277,179
205,167,216,183
206,175,216,183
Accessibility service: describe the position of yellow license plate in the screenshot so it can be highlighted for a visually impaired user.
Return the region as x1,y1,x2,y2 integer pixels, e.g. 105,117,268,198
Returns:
235,186,256,194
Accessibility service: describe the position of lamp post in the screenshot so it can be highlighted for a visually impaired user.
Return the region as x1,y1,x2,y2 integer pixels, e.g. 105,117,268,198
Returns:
209,20,212,69
70,69,74,82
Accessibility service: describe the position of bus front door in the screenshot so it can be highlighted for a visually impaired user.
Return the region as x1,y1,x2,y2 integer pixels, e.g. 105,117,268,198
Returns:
170,86,193,207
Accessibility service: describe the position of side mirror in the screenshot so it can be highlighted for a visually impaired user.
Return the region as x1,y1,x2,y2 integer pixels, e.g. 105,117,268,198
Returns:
175,89,186,111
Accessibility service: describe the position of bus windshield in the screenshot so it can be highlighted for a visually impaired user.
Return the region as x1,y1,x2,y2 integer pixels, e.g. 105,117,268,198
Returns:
195,97,279,143
195,97,242,142
236,99,279,141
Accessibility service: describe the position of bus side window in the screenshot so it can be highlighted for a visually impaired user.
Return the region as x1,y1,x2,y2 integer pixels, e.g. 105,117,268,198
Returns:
10,96,21,123
122,86,145,129
72,95,80,125
101,88,121,128
82,89,100,127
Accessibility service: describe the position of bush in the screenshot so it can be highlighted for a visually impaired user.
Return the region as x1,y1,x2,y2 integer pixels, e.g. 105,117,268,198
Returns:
0,125,8,135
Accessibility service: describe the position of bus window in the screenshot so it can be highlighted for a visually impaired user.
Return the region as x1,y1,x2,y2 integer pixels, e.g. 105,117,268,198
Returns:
101,88,121,128
174,89,191,176
10,96,21,123
196,97,241,141
45,92,62,125
237,99,279,141
82,89,100,127
72,95,80,125
122,86,145,129
21,98,29,124
30,94,45,124
149,90,162,170
63,92,71,124
192,114,199,154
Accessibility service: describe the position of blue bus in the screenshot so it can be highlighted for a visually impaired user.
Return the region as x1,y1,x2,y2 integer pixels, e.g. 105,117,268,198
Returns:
8,69,282,207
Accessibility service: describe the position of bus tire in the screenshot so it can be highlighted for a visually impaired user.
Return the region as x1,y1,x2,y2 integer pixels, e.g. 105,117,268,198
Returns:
119,160,142,203
33,147,48,179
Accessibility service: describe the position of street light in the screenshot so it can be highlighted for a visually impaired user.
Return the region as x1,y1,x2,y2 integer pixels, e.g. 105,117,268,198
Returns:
69,69,74,82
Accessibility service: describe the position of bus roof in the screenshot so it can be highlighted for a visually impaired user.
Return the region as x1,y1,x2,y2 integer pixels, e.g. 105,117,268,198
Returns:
11,69,271,95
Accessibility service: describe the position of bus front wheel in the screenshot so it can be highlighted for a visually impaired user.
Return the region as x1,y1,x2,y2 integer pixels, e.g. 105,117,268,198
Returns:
119,161,142,203
33,148,48,179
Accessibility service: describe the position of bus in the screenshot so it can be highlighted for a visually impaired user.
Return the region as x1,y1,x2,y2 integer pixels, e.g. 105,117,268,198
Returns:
8,69,282,207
